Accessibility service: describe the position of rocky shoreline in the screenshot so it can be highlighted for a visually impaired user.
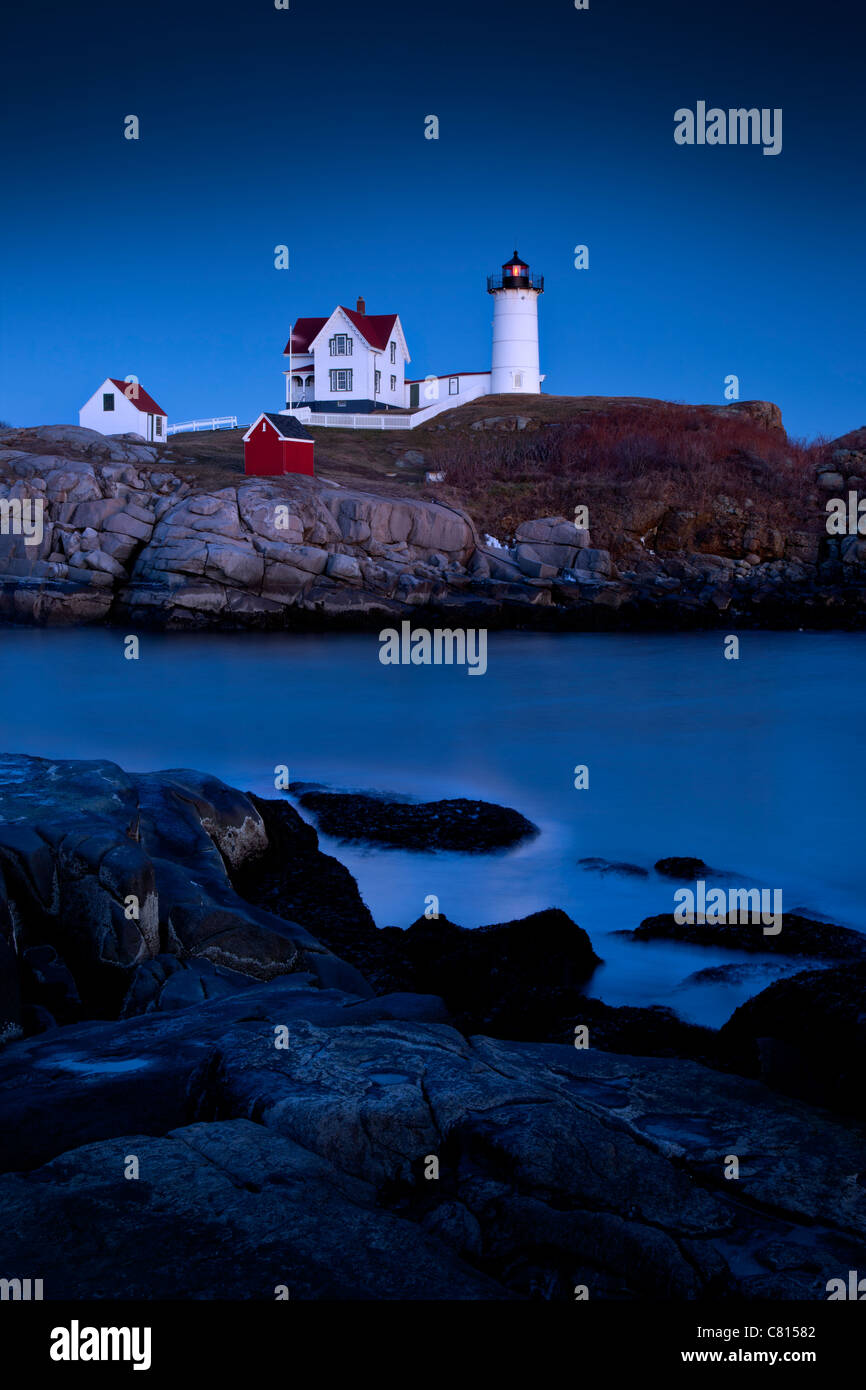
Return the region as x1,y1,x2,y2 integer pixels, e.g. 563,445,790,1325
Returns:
1,753,864,1300
2,424,865,630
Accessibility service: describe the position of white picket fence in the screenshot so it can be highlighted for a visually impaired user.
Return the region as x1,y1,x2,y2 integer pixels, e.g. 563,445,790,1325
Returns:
288,411,414,431
285,384,489,431
167,416,239,435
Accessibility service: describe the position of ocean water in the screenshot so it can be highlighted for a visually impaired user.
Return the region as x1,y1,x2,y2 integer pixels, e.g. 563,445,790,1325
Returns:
1,626,863,1028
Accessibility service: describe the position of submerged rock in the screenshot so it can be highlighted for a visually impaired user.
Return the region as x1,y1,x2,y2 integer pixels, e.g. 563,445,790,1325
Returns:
293,789,538,852
578,857,649,878
654,855,708,878
629,911,866,960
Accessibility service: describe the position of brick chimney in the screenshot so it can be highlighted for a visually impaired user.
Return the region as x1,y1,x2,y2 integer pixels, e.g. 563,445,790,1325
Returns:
356,296,366,315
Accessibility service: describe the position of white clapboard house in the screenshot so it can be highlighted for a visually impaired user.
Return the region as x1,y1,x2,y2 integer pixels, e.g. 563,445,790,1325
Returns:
284,299,410,413
79,378,168,441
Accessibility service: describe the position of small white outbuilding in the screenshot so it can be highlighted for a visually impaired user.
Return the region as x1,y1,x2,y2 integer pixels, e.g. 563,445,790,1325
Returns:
79,378,168,441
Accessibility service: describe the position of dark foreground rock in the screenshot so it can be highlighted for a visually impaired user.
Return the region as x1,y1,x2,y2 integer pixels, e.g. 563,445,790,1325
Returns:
294,789,538,851
378,908,601,1037
0,990,864,1299
2,752,865,1301
720,963,866,1120
0,754,370,1038
230,793,388,982
553,997,722,1066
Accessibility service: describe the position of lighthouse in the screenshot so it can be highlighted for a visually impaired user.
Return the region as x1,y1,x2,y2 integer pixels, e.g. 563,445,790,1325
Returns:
488,251,544,395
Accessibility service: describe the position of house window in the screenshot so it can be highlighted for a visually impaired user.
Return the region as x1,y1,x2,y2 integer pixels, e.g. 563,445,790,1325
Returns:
329,369,353,391
390,375,396,392
449,377,459,395
261,421,266,432
329,334,352,356
103,393,115,411
375,370,381,393
156,417,163,437
390,342,396,363
512,371,524,388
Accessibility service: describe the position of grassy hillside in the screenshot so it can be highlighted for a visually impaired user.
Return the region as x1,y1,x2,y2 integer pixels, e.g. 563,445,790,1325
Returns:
163,395,830,563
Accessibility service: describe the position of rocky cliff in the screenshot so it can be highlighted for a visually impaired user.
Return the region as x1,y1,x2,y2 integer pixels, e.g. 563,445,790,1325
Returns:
1,421,865,629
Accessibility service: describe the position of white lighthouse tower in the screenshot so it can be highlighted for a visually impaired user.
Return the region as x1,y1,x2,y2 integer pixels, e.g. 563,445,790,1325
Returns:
488,250,544,395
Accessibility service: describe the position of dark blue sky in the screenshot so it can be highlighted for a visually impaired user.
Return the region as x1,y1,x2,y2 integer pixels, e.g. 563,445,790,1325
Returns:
2,0,862,440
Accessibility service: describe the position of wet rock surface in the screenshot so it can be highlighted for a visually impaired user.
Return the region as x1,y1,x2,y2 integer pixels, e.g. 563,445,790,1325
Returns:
0,755,370,1036
720,963,866,1120
1,997,864,1300
293,788,539,851
1,752,864,1301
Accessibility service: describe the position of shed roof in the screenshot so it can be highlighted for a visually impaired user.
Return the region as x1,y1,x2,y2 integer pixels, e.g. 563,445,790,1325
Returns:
260,411,314,441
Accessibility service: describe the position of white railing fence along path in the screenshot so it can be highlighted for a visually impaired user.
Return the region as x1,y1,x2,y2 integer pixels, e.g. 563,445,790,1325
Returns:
167,381,492,438
167,416,239,435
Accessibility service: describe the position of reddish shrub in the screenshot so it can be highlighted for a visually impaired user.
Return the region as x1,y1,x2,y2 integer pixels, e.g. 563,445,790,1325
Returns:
428,403,824,557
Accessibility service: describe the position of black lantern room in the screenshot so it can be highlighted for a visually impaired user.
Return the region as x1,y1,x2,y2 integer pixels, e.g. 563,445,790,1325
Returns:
502,251,529,285
487,251,543,294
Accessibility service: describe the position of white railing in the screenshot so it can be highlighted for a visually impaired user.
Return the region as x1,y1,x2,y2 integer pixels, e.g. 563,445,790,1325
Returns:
281,381,491,431
167,415,238,435
299,412,414,430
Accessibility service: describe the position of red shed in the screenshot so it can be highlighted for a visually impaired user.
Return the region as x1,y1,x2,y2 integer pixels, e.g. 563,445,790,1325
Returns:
243,412,315,476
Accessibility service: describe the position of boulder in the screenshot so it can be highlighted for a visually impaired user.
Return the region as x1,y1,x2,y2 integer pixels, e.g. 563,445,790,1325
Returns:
83,548,127,577
515,516,590,549
0,756,371,1028
325,553,362,582
630,911,866,960
514,544,558,579
655,855,707,878
293,789,538,852
383,907,601,1037
575,547,613,578
720,963,866,1119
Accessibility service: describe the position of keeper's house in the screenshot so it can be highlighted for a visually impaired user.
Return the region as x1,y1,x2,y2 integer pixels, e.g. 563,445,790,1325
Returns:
283,297,409,414
243,412,315,476
79,378,168,441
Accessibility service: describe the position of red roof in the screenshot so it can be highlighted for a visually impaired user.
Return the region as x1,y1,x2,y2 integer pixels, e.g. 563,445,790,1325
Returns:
108,379,166,416
283,308,399,355
339,307,398,350
284,318,328,353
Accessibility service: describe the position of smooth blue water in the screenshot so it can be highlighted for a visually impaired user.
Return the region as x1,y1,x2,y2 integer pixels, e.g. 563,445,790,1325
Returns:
1,627,863,1027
